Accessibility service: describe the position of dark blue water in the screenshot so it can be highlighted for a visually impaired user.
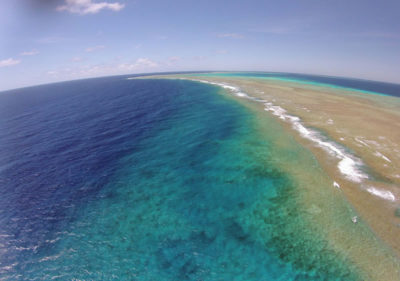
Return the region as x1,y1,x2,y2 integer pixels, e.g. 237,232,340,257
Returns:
0,76,360,280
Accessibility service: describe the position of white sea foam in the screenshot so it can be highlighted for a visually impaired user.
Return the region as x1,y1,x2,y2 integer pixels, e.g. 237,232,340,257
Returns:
193,78,369,183
355,137,369,147
14,245,39,251
366,186,396,202
39,253,62,263
365,139,381,147
263,102,368,183
0,262,18,272
236,92,249,97
192,79,253,99
45,237,61,244
374,151,391,163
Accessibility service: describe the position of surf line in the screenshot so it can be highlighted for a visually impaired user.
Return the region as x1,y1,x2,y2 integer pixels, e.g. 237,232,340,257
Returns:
190,78,396,204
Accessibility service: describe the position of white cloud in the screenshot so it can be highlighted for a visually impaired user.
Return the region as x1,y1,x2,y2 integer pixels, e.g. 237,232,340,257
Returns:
136,58,158,68
168,56,180,62
57,0,125,15
118,58,158,70
47,70,58,76
71,57,83,62
85,45,105,52
20,50,39,56
0,58,21,67
165,56,180,66
217,33,244,39
45,58,159,80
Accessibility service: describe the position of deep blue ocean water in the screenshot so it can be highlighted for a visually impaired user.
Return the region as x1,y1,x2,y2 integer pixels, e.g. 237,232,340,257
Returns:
0,76,361,280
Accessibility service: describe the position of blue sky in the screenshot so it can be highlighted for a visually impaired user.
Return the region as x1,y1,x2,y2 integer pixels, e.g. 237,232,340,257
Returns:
1,0,399,91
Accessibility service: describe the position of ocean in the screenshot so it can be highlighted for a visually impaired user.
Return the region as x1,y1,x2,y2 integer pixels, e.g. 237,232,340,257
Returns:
0,74,382,280
195,72,400,98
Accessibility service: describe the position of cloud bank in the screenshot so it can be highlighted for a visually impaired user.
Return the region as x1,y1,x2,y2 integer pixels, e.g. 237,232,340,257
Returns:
46,58,159,80
57,0,125,15
20,50,39,56
118,58,159,70
85,45,105,52
0,58,21,67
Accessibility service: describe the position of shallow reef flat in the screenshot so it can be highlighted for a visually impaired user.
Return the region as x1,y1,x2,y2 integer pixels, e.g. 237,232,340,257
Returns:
144,73,400,280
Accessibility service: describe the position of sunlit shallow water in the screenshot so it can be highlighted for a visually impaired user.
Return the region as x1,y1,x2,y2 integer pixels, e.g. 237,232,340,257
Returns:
0,77,362,280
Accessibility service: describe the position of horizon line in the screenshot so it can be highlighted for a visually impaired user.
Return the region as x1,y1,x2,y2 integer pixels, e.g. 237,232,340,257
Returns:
1,70,400,94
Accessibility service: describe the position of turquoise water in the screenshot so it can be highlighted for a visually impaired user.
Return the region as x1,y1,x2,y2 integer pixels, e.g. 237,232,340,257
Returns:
194,72,400,98
0,78,359,280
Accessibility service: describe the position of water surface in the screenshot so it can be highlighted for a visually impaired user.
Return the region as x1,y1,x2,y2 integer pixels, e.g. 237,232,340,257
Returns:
0,77,360,280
